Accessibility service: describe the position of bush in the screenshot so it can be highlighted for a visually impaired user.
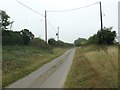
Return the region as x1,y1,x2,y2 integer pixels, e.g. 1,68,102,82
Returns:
2,29,35,45
2,30,24,45
48,38,56,46
29,38,47,48
48,38,73,48
97,29,116,45
74,38,81,47
21,29,34,45
87,27,116,45
88,34,98,44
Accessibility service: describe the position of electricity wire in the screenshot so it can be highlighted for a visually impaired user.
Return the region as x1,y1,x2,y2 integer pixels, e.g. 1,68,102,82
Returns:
47,2,100,12
16,0,101,35
16,0,57,33
16,0,45,17
47,20,57,32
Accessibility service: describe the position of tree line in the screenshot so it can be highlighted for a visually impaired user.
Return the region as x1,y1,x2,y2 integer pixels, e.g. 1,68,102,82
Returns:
74,27,116,47
48,38,73,47
2,29,34,45
1,10,117,47
1,10,73,48
2,28,73,48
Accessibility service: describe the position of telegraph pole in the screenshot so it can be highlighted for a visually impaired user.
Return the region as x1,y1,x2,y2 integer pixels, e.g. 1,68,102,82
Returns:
58,27,59,41
45,10,47,43
56,27,59,41
100,1,103,31
10,21,14,31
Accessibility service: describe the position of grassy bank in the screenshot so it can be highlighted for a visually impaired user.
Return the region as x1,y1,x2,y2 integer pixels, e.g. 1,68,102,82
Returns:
64,45,118,88
2,46,69,87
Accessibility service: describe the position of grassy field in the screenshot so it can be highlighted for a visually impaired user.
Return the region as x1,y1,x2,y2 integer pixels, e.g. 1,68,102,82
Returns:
2,46,69,87
64,45,118,88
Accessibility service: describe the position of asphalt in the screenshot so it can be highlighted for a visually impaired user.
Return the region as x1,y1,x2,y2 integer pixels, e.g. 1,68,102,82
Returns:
6,48,76,88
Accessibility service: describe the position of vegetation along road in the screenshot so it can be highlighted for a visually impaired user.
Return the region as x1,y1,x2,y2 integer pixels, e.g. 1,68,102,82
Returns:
1,10,118,88
3,46,70,87
6,48,75,88
64,45,118,88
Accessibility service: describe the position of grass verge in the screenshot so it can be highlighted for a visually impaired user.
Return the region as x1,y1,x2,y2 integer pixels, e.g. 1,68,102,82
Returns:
64,45,118,88
2,45,69,87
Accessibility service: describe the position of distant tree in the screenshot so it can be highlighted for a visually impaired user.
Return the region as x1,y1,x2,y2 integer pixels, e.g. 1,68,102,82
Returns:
48,38,56,46
0,10,10,29
30,38,46,48
74,38,81,47
20,29,34,45
48,38,73,47
56,40,65,46
79,38,87,42
88,34,98,44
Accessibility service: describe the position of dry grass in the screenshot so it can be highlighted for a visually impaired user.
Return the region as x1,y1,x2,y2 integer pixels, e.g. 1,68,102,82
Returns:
64,45,118,88
85,47,118,88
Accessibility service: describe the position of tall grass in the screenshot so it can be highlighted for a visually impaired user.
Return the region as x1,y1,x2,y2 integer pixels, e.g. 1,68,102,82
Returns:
64,45,118,88
85,46,118,88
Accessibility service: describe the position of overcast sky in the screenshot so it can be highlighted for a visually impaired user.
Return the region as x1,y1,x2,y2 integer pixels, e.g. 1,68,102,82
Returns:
0,0,119,43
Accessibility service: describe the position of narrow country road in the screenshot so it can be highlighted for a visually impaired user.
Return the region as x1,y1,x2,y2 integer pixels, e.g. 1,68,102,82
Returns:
7,48,76,88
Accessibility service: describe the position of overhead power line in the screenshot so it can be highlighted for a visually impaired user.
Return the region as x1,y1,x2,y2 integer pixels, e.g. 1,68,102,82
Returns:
16,0,45,17
47,2,100,12
16,0,57,31
16,0,57,42
15,0,102,43
47,21,56,32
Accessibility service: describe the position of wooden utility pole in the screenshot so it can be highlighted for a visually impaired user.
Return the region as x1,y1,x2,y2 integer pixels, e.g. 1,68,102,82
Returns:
100,1,103,31
45,10,47,43
56,27,59,41
57,27,59,41
10,21,14,31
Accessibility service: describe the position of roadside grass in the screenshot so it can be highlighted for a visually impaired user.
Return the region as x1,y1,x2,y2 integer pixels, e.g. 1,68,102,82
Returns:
2,45,69,87
64,45,118,88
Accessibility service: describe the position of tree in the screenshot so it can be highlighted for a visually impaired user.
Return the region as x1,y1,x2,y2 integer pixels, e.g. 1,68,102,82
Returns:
20,29,34,45
97,27,116,45
88,34,98,44
2,30,24,45
0,10,10,29
48,38,56,46
56,40,65,46
30,38,46,48
74,38,81,47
